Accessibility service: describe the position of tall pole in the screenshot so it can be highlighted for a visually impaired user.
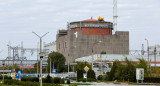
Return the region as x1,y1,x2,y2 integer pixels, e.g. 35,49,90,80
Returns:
32,32,49,86
68,52,70,73
8,45,9,68
37,42,39,77
13,48,14,66
50,57,51,74
2,61,5,83
13,48,15,73
92,49,94,70
145,39,149,69
91,41,102,70
68,60,69,73
3,64,4,82
101,54,103,75
40,38,42,86
154,46,156,67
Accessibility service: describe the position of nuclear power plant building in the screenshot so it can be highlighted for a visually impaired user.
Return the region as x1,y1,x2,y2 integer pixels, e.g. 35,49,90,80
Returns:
56,18,129,62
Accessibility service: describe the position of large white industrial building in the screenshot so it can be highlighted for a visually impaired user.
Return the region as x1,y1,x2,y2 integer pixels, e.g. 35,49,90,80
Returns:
75,53,160,75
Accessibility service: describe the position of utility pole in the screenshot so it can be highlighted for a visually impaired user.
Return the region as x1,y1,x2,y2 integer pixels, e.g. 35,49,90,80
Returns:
37,42,39,77
101,54,103,75
154,46,156,67
13,48,15,73
68,53,70,73
68,60,70,73
2,60,5,83
50,57,51,74
145,39,150,69
91,41,102,70
32,32,49,86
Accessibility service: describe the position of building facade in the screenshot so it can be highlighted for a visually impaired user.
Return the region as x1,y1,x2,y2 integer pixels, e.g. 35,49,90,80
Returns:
44,41,56,60
56,18,129,63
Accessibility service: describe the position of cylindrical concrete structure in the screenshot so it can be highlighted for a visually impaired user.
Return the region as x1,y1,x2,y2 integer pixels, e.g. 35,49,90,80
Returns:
69,19,113,35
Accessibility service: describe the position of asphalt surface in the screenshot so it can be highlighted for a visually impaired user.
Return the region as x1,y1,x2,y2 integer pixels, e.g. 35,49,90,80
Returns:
68,81,159,86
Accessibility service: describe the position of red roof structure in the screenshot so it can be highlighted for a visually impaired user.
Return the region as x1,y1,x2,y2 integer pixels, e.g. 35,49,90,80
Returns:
18,66,34,69
82,19,98,21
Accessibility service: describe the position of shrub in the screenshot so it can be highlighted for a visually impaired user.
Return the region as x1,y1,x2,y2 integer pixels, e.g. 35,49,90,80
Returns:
3,80,61,86
87,78,97,82
43,83,55,86
144,77,160,83
78,78,96,82
87,69,96,79
43,78,48,83
77,78,82,82
97,75,104,80
20,81,39,86
21,77,39,82
82,79,86,82
0,76,12,80
77,69,83,79
32,77,39,82
60,78,64,84
67,79,70,84
42,77,53,83
54,77,61,84
4,79,20,85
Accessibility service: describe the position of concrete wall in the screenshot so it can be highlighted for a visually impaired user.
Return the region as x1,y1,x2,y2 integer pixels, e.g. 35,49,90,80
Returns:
57,30,129,63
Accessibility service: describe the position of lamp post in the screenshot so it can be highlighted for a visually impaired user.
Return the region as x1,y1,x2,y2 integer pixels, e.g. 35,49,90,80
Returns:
91,41,102,70
100,54,103,75
32,32,49,86
68,46,76,73
36,42,39,77
2,60,5,83
50,57,51,74
145,38,150,69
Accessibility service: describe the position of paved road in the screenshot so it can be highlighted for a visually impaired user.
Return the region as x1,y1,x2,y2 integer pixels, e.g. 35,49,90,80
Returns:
69,81,158,86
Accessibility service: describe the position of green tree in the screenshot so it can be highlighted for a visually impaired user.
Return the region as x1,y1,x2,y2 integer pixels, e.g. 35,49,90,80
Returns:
47,52,66,73
75,62,91,80
152,67,160,77
107,58,149,82
124,58,136,82
100,51,106,54
74,62,91,72
33,62,40,73
77,69,83,79
137,58,149,77
87,69,96,79
6,64,20,73
108,61,121,81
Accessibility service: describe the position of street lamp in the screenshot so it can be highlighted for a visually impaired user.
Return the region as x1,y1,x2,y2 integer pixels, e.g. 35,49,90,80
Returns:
49,57,51,74
91,41,102,70
145,38,150,69
68,46,76,73
68,53,70,73
2,60,5,83
32,32,49,86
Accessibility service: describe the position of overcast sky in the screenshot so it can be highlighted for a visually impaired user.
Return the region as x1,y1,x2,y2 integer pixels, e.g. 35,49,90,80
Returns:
0,0,160,60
